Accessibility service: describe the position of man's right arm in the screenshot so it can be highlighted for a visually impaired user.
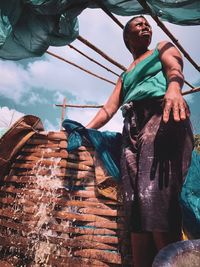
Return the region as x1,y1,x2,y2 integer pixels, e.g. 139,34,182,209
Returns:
86,77,123,129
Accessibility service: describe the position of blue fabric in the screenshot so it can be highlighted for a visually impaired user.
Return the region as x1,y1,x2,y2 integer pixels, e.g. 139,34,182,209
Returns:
62,119,122,182
180,150,200,239
0,1,200,60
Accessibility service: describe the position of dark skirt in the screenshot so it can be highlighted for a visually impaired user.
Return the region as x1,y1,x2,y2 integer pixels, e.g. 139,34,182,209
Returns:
120,98,194,233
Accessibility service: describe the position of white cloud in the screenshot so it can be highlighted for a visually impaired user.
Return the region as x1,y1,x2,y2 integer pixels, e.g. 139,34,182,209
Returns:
28,59,81,92
22,91,48,106
27,55,115,105
53,91,67,104
66,107,123,132
44,118,60,132
0,60,30,102
0,106,24,127
0,8,199,133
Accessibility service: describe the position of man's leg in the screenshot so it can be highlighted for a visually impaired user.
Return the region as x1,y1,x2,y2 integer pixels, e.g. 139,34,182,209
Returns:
131,232,156,267
153,231,182,251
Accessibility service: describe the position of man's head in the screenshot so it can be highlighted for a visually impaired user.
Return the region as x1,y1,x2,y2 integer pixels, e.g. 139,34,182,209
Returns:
123,16,152,53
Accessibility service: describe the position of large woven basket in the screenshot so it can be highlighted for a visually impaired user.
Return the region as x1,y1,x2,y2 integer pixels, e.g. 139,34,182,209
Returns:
0,130,131,266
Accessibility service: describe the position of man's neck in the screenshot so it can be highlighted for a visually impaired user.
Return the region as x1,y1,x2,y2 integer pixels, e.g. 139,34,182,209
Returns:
132,47,149,60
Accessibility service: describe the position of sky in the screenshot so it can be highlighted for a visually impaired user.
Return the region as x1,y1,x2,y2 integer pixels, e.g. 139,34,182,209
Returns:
0,8,200,134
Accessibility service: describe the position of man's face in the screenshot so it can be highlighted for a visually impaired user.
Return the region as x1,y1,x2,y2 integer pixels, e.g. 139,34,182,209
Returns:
127,17,152,49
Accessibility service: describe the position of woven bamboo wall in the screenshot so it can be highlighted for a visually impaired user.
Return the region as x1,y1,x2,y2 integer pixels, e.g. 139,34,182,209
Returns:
0,131,131,266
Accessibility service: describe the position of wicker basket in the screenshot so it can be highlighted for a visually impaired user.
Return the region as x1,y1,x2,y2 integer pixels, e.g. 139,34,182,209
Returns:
0,130,131,266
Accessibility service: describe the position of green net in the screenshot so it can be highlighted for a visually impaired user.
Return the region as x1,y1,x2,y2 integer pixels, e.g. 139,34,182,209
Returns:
180,150,200,239
0,0,199,60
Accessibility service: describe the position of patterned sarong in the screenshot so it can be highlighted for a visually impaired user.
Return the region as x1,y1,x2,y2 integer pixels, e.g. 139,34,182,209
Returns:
120,98,194,234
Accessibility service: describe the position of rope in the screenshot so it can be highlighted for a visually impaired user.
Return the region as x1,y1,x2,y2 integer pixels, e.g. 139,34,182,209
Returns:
46,50,115,85
78,35,126,71
137,0,200,72
68,44,119,77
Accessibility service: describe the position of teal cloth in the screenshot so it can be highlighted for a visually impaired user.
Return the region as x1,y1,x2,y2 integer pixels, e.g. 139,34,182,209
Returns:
121,46,167,103
62,119,122,182
180,150,200,239
0,1,200,60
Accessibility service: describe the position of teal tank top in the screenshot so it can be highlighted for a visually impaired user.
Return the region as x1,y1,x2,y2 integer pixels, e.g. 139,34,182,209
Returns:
121,46,167,104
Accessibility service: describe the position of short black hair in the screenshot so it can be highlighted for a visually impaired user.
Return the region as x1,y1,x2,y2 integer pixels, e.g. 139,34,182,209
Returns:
123,15,145,52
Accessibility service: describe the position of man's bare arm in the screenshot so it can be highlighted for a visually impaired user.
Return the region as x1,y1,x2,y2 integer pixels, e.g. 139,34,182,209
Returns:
86,77,123,129
158,41,190,123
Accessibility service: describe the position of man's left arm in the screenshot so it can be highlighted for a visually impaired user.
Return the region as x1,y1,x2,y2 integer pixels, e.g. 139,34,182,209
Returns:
158,41,190,123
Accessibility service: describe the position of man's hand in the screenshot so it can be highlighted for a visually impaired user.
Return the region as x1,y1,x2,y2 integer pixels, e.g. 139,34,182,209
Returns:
163,88,190,123
158,41,190,123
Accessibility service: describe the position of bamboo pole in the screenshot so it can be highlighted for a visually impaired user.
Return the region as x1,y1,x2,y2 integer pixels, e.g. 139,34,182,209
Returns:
46,51,115,85
55,104,103,108
78,35,126,71
68,44,119,77
92,0,124,29
137,0,200,72
55,86,200,113
48,33,195,90
182,86,200,96
184,80,195,89
60,97,66,131
92,0,195,89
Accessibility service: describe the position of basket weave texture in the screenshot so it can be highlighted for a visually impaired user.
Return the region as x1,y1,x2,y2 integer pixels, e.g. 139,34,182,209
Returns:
0,131,131,266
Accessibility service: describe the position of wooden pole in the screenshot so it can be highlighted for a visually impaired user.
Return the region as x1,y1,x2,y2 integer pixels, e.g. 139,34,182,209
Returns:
60,97,66,131
68,44,120,77
55,86,200,121
56,104,103,109
182,86,200,96
46,50,116,85
137,0,200,72
77,36,126,71
92,0,124,29
93,0,196,88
